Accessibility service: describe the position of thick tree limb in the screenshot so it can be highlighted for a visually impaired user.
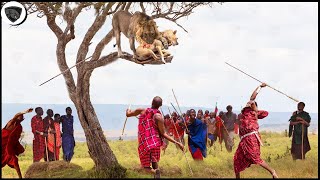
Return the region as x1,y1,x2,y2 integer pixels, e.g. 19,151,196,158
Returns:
35,3,63,38
91,30,114,61
86,52,173,71
76,3,116,65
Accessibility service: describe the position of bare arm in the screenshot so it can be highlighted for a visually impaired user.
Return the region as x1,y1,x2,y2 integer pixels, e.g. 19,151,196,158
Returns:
126,108,145,117
296,117,310,127
155,113,184,151
250,83,267,101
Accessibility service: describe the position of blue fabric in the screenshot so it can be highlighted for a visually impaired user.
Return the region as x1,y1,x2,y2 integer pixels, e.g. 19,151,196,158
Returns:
187,118,207,157
61,115,75,161
208,134,215,140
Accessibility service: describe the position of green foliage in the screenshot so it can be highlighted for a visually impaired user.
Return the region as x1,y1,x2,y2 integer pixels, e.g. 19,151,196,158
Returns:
2,133,318,178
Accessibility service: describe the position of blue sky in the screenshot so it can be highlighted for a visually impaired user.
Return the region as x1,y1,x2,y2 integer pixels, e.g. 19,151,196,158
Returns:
2,2,318,113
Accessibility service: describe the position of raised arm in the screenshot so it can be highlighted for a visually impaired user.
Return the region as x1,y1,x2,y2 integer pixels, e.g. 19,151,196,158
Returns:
155,113,184,151
126,108,145,117
250,83,267,101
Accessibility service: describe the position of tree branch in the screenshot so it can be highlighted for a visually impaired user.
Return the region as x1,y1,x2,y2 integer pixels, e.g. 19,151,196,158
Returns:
35,2,63,38
86,52,173,71
125,2,132,11
91,30,114,61
140,2,146,13
76,2,116,69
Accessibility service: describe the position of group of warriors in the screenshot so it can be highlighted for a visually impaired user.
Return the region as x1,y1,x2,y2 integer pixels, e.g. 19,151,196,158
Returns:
2,84,312,178
126,83,312,178
2,107,75,178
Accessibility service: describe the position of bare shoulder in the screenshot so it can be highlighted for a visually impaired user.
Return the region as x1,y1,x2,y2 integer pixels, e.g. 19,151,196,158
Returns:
154,113,164,122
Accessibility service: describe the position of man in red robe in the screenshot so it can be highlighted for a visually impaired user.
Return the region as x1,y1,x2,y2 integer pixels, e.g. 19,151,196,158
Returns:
2,108,33,178
126,96,184,178
233,83,278,179
31,107,46,162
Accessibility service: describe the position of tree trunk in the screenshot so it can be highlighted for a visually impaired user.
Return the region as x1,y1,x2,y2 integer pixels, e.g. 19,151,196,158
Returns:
73,70,126,177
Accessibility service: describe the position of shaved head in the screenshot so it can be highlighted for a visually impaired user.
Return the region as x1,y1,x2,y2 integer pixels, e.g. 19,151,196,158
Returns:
152,96,162,109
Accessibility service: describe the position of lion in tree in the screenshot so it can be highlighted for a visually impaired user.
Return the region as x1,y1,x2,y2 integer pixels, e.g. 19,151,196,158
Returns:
112,10,168,60
135,29,179,63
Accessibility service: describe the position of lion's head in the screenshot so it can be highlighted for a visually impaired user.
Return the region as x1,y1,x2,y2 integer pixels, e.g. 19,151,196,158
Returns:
139,20,160,44
162,30,178,46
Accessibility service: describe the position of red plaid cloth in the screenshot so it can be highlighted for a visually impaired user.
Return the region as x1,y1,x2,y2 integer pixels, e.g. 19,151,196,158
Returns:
233,108,268,173
138,108,163,157
139,147,161,167
31,115,45,162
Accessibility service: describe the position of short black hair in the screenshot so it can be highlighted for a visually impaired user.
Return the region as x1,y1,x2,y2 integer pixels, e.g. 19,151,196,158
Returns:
66,107,72,111
226,105,232,110
35,107,42,113
189,109,195,113
54,113,60,118
47,109,53,114
298,102,305,107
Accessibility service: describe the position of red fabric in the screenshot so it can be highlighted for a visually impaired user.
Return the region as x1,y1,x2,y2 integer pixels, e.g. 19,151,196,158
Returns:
48,120,61,155
139,147,161,167
215,116,224,144
138,108,163,157
31,115,45,162
2,124,24,168
164,118,173,135
188,145,203,160
233,108,268,173
214,104,218,114
172,120,184,139
234,124,239,134
234,134,264,173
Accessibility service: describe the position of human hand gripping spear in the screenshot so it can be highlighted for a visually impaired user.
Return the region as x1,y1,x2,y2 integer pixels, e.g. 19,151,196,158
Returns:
122,104,132,136
225,62,299,102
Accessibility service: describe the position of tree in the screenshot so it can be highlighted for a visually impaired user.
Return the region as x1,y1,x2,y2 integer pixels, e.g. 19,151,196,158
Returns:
11,2,222,177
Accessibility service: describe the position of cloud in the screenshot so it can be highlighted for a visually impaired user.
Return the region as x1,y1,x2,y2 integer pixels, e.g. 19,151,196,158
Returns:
2,2,318,113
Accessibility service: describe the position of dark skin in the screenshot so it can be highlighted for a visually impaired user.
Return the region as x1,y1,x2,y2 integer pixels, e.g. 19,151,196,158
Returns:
235,83,278,179
34,108,47,137
290,104,310,127
3,108,33,178
208,112,216,147
126,97,184,175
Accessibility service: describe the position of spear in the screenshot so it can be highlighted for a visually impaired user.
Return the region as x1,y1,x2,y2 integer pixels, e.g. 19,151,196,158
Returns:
168,106,193,175
172,89,190,132
39,56,92,86
122,104,132,136
225,62,299,102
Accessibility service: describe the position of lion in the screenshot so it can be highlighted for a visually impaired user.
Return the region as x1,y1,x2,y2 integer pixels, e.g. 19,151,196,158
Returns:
135,29,179,63
112,10,164,58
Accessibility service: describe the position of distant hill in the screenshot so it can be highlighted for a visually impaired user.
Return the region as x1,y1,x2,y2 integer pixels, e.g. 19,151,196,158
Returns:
2,103,318,143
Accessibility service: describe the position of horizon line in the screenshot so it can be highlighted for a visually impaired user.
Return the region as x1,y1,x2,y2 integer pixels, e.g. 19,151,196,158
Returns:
2,103,318,114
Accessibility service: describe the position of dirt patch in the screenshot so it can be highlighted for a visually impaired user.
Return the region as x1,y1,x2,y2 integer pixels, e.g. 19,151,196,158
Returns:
25,161,83,178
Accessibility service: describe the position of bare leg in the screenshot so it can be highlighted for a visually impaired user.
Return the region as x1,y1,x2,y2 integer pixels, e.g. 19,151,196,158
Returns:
14,163,22,178
259,161,278,178
152,162,160,178
235,172,240,179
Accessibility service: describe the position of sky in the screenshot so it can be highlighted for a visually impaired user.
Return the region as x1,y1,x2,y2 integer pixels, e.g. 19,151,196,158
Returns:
2,2,318,113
